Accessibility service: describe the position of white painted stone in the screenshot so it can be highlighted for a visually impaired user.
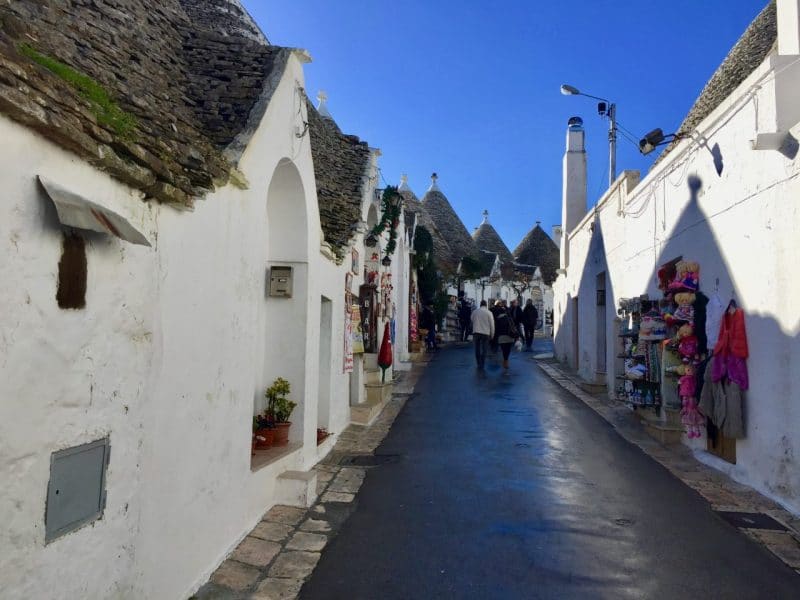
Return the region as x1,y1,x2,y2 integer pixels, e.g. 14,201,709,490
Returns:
553,50,800,517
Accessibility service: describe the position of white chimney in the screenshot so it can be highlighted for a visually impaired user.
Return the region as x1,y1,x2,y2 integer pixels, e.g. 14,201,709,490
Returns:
552,225,563,250
316,90,333,119
778,0,800,55
561,117,587,269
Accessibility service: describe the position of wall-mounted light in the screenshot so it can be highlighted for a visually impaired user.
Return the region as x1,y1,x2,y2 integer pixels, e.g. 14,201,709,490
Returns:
639,128,685,155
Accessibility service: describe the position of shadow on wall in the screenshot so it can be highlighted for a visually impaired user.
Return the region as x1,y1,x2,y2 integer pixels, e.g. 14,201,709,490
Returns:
632,174,799,513
555,215,615,384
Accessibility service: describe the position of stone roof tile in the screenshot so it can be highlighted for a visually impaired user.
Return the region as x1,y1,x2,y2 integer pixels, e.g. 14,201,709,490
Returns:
401,190,458,273
655,1,777,164
307,100,372,257
472,218,513,263
421,185,480,268
0,0,286,206
512,224,559,285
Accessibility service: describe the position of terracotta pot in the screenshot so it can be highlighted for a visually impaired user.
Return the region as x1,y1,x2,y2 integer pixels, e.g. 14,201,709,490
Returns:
254,428,274,449
273,422,291,446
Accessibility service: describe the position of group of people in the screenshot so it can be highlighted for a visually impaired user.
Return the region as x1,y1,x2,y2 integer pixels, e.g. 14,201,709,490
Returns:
470,298,539,369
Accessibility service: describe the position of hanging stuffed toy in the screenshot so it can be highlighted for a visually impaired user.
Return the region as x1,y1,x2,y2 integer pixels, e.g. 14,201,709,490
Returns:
673,292,696,323
679,364,704,438
677,324,699,363
669,260,700,292
377,321,393,383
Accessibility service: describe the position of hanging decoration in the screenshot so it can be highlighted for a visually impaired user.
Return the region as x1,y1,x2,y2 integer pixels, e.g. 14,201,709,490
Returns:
378,321,393,383
369,186,402,257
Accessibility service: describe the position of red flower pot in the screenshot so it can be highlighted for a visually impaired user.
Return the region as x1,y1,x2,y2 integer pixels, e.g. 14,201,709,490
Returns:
273,422,291,446
254,428,274,449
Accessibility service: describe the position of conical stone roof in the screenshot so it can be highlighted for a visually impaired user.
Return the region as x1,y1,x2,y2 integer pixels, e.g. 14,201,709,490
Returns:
513,222,560,285
421,174,480,268
472,210,513,263
398,178,457,273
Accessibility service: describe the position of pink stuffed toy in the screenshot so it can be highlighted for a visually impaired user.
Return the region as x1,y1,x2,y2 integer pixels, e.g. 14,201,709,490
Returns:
679,365,704,438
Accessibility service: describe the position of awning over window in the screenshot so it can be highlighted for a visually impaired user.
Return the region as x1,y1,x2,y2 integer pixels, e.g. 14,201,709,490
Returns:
38,175,152,247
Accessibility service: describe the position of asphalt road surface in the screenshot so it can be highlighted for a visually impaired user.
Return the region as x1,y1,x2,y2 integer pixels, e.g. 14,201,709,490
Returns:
301,342,800,599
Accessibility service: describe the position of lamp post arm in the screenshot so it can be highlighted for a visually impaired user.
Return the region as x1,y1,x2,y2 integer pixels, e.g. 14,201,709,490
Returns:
577,91,610,104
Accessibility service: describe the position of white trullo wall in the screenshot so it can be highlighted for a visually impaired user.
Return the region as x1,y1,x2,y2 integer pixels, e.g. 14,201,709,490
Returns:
553,41,800,515
0,53,332,599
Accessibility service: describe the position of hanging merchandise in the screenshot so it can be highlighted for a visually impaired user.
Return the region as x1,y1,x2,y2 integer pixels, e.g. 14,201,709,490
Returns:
615,297,662,407
699,301,748,439
344,302,354,373
705,291,725,349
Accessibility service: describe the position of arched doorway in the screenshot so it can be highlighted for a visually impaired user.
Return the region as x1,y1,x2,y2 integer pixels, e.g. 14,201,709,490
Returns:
263,159,309,443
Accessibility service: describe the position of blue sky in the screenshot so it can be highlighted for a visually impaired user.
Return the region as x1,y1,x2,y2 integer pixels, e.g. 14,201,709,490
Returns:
243,0,767,249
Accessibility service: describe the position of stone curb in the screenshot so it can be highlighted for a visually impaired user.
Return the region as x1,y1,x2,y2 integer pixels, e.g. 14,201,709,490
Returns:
536,359,800,575
193,364,426,600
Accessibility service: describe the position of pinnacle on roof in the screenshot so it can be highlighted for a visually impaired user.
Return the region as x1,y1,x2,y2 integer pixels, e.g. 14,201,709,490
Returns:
316,90,333,120
472,210,513,263
513,222,560,285
421,173,480,268
398,174,411,192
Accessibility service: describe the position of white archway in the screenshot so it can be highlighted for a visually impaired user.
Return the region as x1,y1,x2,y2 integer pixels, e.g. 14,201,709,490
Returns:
262,159,309,443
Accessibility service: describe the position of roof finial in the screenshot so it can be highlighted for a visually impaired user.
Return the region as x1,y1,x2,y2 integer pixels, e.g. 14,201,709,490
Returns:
428,172,440,192
398,173,410,191
317,90,332,119
481,210,489,225
535,220,542,227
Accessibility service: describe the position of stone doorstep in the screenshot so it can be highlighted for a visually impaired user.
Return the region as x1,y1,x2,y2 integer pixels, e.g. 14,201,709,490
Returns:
536,359,800,571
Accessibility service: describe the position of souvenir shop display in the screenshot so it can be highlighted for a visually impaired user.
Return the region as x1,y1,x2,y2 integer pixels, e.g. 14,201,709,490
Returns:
615,296,662,407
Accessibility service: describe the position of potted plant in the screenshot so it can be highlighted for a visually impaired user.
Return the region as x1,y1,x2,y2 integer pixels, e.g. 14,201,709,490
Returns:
252,414,274,449
265,377,296,446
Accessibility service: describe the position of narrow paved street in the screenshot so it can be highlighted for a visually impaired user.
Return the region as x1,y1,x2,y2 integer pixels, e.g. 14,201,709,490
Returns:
302,343,800,599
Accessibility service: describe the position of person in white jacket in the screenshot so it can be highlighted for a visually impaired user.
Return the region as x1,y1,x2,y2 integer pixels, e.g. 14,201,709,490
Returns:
470,300,495,368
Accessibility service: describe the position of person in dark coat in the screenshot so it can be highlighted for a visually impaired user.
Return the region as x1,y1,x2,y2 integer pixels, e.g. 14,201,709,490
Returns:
458,299,472,342
489,300,505,352
494,305,518,369
420,304,437,351
522,298,539,350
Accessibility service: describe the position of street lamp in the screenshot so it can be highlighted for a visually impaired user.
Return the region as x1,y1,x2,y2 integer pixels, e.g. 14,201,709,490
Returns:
561,83,617,187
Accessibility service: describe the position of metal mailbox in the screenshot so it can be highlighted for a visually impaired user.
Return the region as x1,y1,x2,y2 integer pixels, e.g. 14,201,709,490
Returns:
269,266,293,298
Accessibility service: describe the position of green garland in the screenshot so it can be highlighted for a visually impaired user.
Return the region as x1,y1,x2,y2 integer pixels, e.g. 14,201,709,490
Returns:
370,186,402,256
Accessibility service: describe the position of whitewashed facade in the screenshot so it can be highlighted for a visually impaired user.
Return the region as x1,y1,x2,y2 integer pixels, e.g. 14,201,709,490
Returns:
553,0,800,515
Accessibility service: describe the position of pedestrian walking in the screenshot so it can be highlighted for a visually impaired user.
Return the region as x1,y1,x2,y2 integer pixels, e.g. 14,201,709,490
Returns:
494,304,519,369
420,304,437,351
489,300,504,352
458,299,472,342
470,300,494,368
509,299,523,331
522,298,539,350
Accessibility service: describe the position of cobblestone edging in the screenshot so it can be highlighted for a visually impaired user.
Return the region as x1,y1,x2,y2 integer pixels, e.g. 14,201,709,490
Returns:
536,359,800,575
194,367,422,600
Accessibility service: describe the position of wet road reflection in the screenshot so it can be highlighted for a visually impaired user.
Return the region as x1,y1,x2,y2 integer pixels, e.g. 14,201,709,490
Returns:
302,343,799,599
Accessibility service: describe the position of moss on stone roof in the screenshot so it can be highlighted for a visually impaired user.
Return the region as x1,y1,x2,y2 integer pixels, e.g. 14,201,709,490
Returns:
0,0,287,207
